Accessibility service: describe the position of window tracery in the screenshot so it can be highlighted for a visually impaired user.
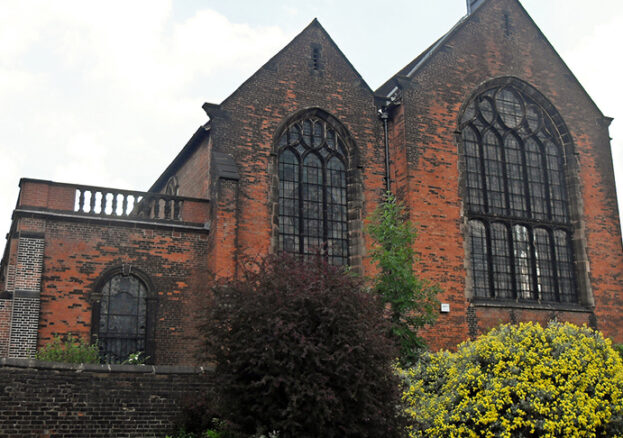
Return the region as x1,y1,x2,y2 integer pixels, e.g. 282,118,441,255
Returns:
461,82,576,303
277,116,349,265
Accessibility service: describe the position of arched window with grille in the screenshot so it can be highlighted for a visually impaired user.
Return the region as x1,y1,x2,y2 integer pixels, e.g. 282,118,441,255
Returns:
277,113,351,266
91,269,156,363
461,80,577,303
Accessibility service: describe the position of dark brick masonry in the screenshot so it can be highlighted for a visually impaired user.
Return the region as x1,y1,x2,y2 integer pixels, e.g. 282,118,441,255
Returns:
0,358,215,438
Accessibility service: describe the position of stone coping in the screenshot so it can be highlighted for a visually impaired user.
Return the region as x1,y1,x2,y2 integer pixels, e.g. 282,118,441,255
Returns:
0,357,214,374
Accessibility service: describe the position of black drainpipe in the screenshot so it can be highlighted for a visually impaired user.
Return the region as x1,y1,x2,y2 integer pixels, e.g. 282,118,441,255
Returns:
378,106,391,193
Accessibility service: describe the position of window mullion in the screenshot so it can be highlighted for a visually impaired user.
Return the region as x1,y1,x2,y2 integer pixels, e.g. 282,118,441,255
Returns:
322,157,328,259
476,127,489,213
298,156,304,256
549,228,561,302
484,220,495,298
519,138,533,218
507,223,518,300
528,226,540,301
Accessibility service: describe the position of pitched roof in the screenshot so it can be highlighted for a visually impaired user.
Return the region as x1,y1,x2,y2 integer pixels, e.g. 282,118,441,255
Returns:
375,1,488,97
149,124,210,193
220,18,373,108
375,0,605,118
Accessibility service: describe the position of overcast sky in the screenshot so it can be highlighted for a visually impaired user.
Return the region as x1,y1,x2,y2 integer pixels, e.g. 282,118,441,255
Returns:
1,0,622,242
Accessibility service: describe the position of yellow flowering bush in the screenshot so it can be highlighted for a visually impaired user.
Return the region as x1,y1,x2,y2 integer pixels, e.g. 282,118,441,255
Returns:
400,322,623,437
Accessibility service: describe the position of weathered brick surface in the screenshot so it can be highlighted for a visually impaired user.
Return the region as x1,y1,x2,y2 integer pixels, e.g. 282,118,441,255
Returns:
8,296,40,358
0,358,214,438
3,1,623,361
387,0,623,347
202,21,385,276
36,218,210,365
0,299,11,357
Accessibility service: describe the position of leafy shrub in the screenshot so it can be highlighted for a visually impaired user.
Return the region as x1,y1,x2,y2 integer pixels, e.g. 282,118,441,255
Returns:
368,191,438,366
36,333,100,364
198,253,403,437
122,351,149,365
400,322,623,437
614,343,623,359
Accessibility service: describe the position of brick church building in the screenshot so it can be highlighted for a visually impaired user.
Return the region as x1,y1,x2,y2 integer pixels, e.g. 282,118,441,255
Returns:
1,0,622,365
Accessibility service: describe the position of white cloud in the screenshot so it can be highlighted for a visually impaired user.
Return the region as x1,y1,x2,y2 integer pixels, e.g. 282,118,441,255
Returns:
0,0,292,238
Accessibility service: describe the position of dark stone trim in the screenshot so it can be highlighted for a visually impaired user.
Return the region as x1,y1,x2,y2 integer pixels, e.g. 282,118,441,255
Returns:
213,151,240,181
13,231,45,239
0,357,214,374
13,290,40,299
0,291,12,299
470,298,593,313
13,208,210,233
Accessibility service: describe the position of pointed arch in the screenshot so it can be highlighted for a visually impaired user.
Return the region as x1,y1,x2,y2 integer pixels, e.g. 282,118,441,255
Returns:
273,109,362,269
459,77,588,305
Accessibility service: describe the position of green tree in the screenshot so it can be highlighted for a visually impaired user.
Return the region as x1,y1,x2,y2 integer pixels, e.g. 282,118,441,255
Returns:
400,322,623,437
368,191,438,365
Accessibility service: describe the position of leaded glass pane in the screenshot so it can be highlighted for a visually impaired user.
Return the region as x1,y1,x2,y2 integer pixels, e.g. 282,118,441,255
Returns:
279,150,299,253
327,158,348,265
513,225,534,300
277,117,349,265
99,274,147,364
478,97,495,124
534,228,556,301
461,83,576,303
303,154,323,255
469,220,490,298
491,223,513,299
554,230,576,303
526,104,541,133
525,139,548,220
463,126,485,213
545,142,568,222
482,131,506,215
496,88,523,129
505,135,527,217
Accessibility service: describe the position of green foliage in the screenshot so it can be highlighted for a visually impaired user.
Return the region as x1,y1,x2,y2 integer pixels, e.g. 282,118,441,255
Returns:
36,333,100,364
122,351,149,365
614,343,623,359
400,322,623,437
198,253,403,437
368,191,438,365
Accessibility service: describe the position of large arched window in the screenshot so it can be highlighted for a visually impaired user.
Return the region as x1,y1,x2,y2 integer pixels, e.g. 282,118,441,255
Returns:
92,270,155,363
461,81,577,303
277,115,349,265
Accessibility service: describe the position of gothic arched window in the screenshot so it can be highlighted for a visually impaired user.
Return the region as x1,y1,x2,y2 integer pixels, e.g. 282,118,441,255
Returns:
92,271,155,363
461,81,577,303
277,116,349,265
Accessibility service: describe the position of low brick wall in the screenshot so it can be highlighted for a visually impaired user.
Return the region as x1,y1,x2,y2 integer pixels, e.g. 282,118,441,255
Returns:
0,358,215,438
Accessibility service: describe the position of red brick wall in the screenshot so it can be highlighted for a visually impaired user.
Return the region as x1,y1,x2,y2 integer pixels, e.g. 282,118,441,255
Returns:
0,299,11,357
204,22,386,276
172,135,213,199
22,216,210,365
390,0,623,347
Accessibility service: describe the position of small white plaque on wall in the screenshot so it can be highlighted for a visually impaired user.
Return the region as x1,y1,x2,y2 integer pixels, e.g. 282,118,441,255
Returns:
440,303,450,313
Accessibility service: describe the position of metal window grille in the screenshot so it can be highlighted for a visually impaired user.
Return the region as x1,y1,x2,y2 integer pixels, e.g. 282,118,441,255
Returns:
98,274,147,363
